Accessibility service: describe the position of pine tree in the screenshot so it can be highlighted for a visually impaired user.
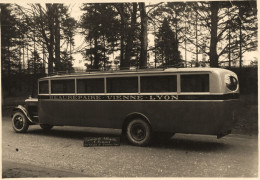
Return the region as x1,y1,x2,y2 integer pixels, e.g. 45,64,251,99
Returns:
156,18,181,67
80,3,120,70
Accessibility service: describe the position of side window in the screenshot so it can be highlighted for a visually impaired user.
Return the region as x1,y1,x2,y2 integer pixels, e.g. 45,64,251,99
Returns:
141,75,177,92
181,74,209,92
39,80,49,94
107,77,138,93
51,79,75,94
77,78,104,93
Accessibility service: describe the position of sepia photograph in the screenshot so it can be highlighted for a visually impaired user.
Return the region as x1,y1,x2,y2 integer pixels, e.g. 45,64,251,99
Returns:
1,0,258,177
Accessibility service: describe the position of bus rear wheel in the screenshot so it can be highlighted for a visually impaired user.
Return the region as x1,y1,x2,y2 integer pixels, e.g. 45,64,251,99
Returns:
12,111,29,133
126,119,152,146
40,124,53,131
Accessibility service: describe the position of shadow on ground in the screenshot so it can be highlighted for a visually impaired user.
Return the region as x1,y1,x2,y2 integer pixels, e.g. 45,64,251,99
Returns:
25,128,230,152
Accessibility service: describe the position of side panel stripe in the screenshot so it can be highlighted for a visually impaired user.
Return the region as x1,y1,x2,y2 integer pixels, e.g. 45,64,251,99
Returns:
38,93,239,101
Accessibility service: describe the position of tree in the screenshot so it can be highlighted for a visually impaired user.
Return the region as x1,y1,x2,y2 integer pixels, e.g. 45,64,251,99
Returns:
139,2,148,69
209,1,219,67
112,3,140,69
1,4,27,75
124,3,137,69
195,1,257,67
16,4,77,74
80,3,120,70
155,18,181,66
234,1,257,68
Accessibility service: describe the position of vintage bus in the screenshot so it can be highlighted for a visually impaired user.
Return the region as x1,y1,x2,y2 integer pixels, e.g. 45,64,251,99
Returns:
12,68,239,146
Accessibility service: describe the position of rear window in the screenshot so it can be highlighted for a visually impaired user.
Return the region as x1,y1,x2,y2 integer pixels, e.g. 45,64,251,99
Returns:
107,77,138,93
181,74,209,92
51,79,75,94
77,78,104,93
225,75,238,91
141,75,177,92
39,80,49,94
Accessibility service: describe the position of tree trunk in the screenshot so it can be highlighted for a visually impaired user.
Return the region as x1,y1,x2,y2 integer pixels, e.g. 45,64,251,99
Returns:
45,4,55,74
228,7,231,68
195,12,199,67
103,34,106,69
23,45,25,70
238,4,243,69
48,20,54,75
42,44,45,74
93,35,99,69
209,1,219,67
125,3,137,69
139,2,148,69
48,32,54,74
54,4,61,71
8,45,10,76
19,44,22,74
119,4,126,70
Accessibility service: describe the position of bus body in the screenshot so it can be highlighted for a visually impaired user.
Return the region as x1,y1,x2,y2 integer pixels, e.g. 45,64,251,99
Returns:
12,68,239,146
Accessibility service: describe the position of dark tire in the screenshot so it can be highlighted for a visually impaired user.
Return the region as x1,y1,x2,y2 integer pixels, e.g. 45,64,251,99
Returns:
126,119,152,146
40,124,53,131
12,111,29,133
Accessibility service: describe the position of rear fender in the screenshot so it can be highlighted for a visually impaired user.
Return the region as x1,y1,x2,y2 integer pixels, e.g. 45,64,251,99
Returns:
122,112,151,134
12,105,34,124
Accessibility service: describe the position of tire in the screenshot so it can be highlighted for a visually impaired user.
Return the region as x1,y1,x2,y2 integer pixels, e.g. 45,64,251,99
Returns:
12,111,29,133
126,119,152,146
40,124,53,131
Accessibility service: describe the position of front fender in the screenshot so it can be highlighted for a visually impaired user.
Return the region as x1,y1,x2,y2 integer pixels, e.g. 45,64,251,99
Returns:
12,105,34,123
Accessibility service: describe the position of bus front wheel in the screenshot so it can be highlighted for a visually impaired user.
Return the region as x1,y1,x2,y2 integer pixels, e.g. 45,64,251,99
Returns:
12,111,29,133
40,124,53,131
126,119,152,146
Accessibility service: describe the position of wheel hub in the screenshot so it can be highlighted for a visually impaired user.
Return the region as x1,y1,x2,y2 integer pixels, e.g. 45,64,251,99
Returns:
14,116,24,129
131,123,146,141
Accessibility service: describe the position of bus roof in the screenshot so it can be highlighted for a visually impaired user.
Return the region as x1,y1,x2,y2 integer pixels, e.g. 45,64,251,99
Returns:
39,67,230,80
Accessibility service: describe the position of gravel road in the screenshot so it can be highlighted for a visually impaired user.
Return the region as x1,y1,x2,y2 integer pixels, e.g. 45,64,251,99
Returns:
2,116,258,177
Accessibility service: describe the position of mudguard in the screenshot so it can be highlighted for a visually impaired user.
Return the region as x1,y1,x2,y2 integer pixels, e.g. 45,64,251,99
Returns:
12,105,35,124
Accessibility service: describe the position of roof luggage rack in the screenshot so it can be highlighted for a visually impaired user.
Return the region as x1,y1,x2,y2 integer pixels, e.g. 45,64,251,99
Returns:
48,64,184,76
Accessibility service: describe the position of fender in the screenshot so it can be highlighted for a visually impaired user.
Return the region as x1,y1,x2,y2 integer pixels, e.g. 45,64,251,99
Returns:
125,112,151,125
122,112,152,133
13,105,35,124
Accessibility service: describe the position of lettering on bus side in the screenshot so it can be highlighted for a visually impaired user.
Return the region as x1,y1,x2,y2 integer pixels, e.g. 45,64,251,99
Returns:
149,95,178,100
47,95,179,101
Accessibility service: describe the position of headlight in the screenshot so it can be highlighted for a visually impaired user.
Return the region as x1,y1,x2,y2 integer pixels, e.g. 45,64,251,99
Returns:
225,75,238,91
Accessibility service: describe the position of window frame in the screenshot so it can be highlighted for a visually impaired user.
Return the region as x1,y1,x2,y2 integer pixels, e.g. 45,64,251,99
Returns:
140,74,178,93
106,75,139,94
76,77,105,94
50,78,76,94
180,73,210,94
38,80,50,95
38,72,212,96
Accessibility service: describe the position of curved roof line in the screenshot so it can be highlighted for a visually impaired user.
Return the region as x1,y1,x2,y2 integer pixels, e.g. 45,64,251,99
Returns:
39,67,230,80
